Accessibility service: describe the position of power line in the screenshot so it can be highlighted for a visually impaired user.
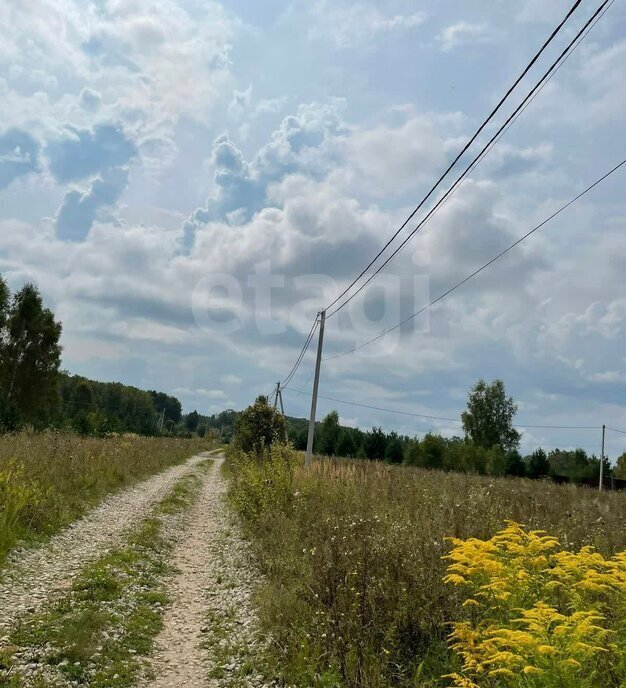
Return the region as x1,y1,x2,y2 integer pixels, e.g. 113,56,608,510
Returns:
606,426,626,436
327,0,613,319
324,158,626,360
279,315,319,389
282,387,601,430
323,0,584,314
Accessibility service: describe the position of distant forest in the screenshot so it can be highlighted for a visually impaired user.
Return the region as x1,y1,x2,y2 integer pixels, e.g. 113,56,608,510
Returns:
205,405,626,487
0,274,206,437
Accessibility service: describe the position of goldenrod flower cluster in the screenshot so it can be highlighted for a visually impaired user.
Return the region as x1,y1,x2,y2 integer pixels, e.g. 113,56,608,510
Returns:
443,522,626,687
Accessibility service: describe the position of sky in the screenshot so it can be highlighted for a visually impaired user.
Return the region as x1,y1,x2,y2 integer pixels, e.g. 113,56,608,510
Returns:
1,0,626,457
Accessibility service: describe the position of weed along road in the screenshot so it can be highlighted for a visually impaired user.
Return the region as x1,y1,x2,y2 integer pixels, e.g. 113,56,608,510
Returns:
0,450,268,687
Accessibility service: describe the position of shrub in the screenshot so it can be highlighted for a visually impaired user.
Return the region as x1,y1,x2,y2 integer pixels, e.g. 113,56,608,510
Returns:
444,522,626,687
233,396,286,456
228,442,298,523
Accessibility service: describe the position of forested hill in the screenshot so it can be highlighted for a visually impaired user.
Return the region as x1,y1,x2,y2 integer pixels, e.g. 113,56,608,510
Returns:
58,373,183,435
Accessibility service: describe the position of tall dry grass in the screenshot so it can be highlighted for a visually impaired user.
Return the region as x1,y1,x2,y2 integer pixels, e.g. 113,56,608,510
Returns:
0,431,209,564
228,450,626,687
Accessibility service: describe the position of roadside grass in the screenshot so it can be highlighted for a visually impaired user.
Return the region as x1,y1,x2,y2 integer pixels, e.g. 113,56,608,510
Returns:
0,432,211,566
227,446,626,688
0,462,211,688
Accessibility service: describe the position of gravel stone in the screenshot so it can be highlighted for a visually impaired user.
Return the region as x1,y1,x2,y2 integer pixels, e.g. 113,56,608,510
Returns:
0,452,212,633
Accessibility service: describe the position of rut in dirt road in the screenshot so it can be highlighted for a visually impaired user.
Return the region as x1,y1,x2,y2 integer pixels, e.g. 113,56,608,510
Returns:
0,452,214,635
143,455,269,688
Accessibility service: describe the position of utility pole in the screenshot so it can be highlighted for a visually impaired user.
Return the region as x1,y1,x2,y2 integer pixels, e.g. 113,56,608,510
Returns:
157,408,165,434
305,310,325,467
599,424,606,491
273,382,285,415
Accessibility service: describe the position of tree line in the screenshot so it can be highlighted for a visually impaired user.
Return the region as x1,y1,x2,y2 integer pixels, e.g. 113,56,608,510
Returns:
225,382,626,486
0,275,200,436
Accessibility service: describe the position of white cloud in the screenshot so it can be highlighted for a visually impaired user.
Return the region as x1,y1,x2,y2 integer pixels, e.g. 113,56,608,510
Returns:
221,374,243,385
305,1,425,48
438,22,494,51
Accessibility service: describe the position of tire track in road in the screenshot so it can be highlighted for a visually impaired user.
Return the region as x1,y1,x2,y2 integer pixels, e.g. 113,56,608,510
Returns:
0,452,214,635
143,455,269,688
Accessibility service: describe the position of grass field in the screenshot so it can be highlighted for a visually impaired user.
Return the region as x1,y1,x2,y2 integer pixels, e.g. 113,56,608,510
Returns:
228,446,626,687
0,431,210,565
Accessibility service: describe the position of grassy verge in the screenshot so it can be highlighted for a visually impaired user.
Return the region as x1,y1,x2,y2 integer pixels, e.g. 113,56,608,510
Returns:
0,459,213,688
227,445,626,687
0,432,211,565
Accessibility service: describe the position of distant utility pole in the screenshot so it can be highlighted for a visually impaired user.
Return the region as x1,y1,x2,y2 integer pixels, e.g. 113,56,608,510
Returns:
273,382,285,415
305,310,326,467
157,408,165,434
599,424,606,491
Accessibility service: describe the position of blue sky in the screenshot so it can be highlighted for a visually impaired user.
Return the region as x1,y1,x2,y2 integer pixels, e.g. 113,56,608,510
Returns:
1,0,626,456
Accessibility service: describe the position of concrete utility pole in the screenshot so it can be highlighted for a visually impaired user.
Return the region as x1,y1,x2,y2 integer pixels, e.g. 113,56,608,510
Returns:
305,310,326,467
273,382,285,415
599,424,606,491
157,409,166,434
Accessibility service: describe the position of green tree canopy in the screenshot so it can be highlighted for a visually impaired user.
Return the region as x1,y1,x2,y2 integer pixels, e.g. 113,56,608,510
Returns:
317,410,341,456
233,395,286,456
0,281,62,426
526,448,550,479
461,379,521,452
615,452,626,479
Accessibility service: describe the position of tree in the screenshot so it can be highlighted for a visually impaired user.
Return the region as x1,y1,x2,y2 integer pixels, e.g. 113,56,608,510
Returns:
548,448,590,482
0,281,62,426
363,427,387,460
185,410,200,433
317,410,341,456
504,450,526,477
421,433,446,470
461,379,521,452
233,396,286,456
336,430,357,458
526,448,550,479
404,438,421,466
385,434,404,464
615,452,626,479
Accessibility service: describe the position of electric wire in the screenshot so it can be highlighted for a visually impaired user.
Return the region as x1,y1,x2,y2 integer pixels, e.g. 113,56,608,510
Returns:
324,0,584,314
279,315,319,389
324,158,626,360
282,387,603,430
326,0,613,319
606,426,626,436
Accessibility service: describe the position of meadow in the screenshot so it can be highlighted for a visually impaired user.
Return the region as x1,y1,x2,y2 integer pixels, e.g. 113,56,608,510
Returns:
0,431,209,565
228,446,626,687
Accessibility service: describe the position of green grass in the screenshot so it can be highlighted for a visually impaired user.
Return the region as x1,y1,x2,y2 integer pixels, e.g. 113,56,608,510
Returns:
0,463,208,688
227,446,626,688
0,431,211,566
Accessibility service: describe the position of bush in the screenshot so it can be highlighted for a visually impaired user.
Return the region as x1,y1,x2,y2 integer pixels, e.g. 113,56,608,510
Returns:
228,442,298,523
233,396,286,456
444,522,626,687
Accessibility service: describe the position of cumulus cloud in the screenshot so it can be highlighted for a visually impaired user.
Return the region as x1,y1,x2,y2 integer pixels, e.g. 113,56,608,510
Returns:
47,123,137,183
55,167,130,242
79,88,102,112
0,128,40,189
182,101,349,251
